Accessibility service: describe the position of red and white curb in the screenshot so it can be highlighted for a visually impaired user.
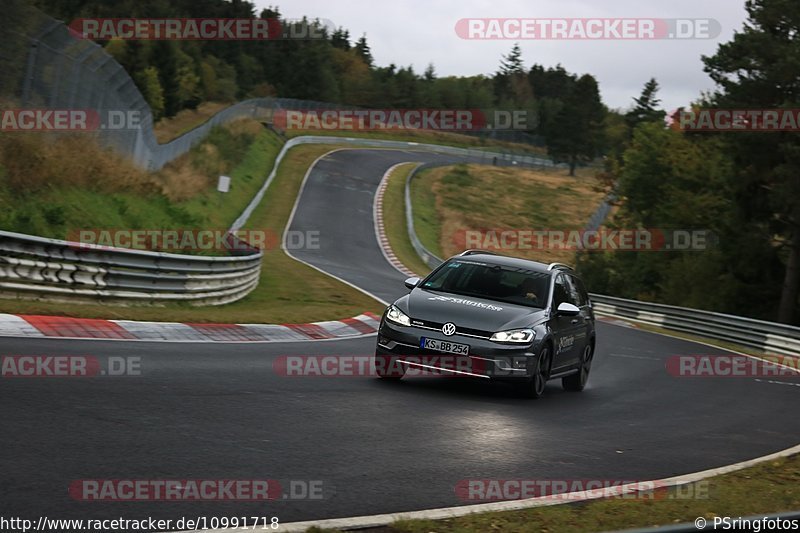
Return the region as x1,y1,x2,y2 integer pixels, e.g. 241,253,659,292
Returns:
374,163,420,278
0,312,381,343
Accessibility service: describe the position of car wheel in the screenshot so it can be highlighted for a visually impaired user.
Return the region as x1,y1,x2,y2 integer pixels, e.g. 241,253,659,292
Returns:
563,342,593,391
374,354,406,380
522,346,551,399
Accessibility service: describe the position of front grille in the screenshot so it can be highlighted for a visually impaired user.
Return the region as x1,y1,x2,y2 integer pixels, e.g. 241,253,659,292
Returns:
411,319,493,339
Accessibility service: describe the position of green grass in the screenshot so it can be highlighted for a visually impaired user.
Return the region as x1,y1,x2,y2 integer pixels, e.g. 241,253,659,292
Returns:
153,101,230,143
407,163,606,266
382,163,434,277
0,125,283,243
409,167,444,259
175,126,285,231
0,143,384,323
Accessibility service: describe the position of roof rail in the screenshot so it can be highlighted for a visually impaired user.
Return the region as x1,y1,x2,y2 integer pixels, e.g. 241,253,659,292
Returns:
460,249,499,257
547,262,574,271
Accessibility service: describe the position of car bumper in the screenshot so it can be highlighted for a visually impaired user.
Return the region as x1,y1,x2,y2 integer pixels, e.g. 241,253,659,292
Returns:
376,320,539,380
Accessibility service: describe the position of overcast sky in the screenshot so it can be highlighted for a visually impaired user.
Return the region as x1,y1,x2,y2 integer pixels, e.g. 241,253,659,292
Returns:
257,0,749,112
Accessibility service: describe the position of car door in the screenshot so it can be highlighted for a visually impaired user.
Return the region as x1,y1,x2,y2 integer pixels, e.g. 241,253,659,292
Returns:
551,273,583,370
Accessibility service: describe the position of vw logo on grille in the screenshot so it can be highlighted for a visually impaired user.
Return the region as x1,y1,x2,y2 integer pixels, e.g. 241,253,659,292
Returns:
442,323,457,336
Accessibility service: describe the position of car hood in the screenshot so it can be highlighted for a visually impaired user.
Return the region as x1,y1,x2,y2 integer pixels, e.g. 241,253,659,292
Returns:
397,288,548,332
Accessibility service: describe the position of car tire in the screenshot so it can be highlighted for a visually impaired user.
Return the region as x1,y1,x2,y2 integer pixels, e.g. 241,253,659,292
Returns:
522,346,551,399
563,342,593,391
374,354,406,380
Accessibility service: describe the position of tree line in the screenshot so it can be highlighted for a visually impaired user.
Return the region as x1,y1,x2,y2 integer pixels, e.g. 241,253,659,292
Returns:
27,0,800,324
580,0,800,325
30,0,606,172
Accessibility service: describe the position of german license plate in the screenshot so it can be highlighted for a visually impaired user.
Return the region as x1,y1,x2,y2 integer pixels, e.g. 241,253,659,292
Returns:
420,337,469,355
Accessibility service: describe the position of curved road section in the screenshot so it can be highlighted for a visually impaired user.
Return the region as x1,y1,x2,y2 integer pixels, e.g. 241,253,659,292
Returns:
1,148,799,530
286,149,468,303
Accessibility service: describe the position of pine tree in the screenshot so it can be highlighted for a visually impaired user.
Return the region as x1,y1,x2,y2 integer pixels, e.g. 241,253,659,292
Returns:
331,28,351,50
354,35,373,67
498,43,524,76
626,78,664,129
545,75,606,176
424,63,436,82
703,0,800,323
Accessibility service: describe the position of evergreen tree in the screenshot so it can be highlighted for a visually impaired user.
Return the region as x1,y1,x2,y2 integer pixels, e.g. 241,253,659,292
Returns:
545,75,606,176
354,35,374,67
498,43,524,75
626,78,665,129
703,0,800,323
331,28,350,50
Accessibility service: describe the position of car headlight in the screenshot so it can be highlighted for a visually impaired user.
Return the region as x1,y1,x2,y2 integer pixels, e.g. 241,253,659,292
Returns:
490,328,535,344
385,305,411,326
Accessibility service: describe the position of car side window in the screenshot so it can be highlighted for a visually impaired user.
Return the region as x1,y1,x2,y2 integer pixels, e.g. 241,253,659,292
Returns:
571,275,590,307
553,274,571,308
565,275,586,307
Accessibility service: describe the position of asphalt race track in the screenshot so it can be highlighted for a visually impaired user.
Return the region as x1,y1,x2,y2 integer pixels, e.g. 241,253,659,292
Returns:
287,149,469,303
2,149,799,529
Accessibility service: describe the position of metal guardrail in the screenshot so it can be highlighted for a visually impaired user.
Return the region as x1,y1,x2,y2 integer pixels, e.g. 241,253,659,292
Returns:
404,163,446,270
590,294,800,356
0,230,262,306
586,193,616,231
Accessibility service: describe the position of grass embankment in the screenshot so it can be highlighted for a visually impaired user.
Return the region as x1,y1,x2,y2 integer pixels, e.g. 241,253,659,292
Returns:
381,163,432,277
153,101,231,143
0,119,279,240
0,131,382,322
395,163,605,268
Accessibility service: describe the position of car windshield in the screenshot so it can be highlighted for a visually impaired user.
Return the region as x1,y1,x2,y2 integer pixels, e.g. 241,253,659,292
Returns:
420,260,550,308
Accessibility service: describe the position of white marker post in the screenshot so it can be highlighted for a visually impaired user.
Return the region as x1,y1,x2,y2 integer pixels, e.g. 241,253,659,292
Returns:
217,175,231,210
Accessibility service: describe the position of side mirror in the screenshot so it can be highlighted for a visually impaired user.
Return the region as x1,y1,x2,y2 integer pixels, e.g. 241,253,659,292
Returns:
404,277,421,290
556,302,581,316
